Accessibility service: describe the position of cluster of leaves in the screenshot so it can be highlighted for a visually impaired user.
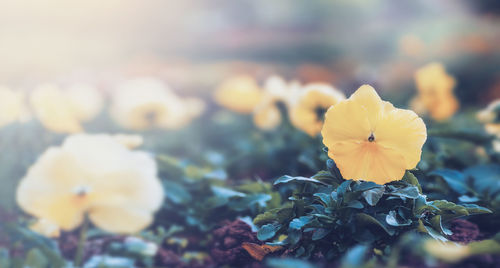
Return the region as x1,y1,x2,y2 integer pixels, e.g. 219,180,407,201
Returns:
155,154,281,232
253,160,491,260
426,164,500,230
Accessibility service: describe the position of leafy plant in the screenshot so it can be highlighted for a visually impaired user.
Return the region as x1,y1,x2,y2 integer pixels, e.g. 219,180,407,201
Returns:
253,160,491,260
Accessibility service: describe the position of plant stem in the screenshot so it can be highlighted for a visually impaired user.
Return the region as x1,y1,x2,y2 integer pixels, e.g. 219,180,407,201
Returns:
74,217,89,267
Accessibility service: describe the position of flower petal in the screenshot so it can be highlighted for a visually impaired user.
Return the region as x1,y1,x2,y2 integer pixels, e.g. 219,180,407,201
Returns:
89,206,153,234
375,107,427,169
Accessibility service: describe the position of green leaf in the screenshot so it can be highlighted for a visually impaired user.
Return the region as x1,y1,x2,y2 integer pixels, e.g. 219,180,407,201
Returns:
388,186,420,199
274,175,326,186
462,204,493,215
423,225,448,242
253,205,294,226
163,180,192,204
352,181,382,192
211,186,245,198
312,228,331,241
356,213,395,236
313,193,331,206
346,200,364,209
430,215,452,236
24,248,49,268
429,169,468,195
401,171,422,193
385,211,412,227
289,216,313,230
362,187,385,206
257,223,282,241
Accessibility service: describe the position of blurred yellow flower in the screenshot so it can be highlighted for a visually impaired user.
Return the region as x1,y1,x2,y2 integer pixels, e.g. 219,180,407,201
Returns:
214,75,263,114
477,99,500,137
0,86,29,127
412,63,459,121
30,218,60,238
110,78,203,130
16,134,164,234
290,83,345,136
253,76,301,130
322,85,427,184
424,240,470,263
30,84,103,133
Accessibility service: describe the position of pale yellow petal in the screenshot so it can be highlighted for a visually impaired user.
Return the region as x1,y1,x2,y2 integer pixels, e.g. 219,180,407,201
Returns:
214,75,263,114
375,108,427,169
253,104,281,130
329,141,407,184
321,98,371,144
349,85,384,127
89,206,153,234
30,84,83,133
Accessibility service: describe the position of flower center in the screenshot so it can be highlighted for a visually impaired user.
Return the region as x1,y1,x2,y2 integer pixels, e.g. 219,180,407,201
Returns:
72,185,91,197
144,111,158,125
315,106,327,122
368,133,375,142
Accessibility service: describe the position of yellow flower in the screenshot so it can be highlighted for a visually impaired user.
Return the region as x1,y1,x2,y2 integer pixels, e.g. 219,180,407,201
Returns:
253,76,301,130
110,78,203,130
214,75,263,114
0,86,29,127
290,83,345,136
30,218,60,238
477,99,500,138
16,134,164,234
321,85,427,184
65,84,104,122
30,84,103,133
424,240,470,263
413,63,459,121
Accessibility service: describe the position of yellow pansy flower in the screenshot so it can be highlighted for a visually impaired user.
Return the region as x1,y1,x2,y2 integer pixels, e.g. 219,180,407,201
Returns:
290,83,345,136
321,85,427,184
253,76,301,130
0,86,29,127
412,63,459,121
110,78,204,130
65,84,104,122
477,99,500,137
214,75,263,114
30,84,103,133
16,134,164,234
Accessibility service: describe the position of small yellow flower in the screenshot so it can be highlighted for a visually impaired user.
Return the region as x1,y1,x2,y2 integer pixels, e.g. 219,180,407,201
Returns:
321,85,427,184
412,63,459,121
290,83,345,136
65,84,104,122
110,78,202,130
214,75,263,114
30,84,103,133
424,240,470,263
0,86,29,127
253,76,301,130
477,99,500,137
30,218,60,238
16,134,164,234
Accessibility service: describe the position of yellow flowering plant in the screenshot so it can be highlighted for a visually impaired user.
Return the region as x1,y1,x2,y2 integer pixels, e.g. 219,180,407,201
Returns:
251,84,491,261
322,85,427,184
30,84,103,134
290,83,345,137
410,63,460,121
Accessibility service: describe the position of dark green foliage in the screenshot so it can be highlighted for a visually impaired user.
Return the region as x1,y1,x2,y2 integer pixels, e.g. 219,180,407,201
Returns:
254,167,491,259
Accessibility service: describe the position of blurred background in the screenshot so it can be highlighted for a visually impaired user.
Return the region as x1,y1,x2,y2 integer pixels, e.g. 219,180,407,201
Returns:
0,0,499,104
